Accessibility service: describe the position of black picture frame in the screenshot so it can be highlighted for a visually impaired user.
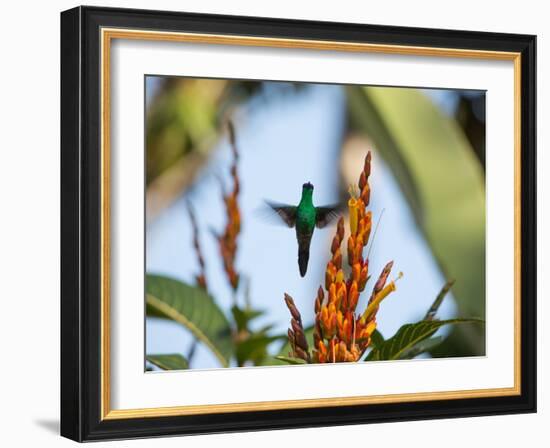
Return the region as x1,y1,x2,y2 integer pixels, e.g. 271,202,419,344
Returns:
61,5,536,442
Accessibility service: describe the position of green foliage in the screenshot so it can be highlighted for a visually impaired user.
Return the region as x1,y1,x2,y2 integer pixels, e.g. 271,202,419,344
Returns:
231,304,286,366
399,336,443,360
146,78,224,184
231,305,264,333
366,318,483,361
347,86,486,355
367,281,483,361
146,274,233,367
369,329,385,349
274,356,307,365
146,354,189,370
424,280,455,321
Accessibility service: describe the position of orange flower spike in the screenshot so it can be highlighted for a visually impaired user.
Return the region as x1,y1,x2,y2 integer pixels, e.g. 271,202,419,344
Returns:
355,231,364,251
354,236,364,264
352,263,361,283
217,122,241,292
350,344,361,361
331,234,340,254
361,184,371,206
340,278,348,295
336,281,347,310
347,236,356,265
364,151,372,176
336,310,344,329
349,280,359,310
365,319,377,337
348,196,359,236
358,171,367,191
331,312,338,337
335,269,345,285
317,340,327,360
325,262,336,290
315,287,324,313
363,211,372,245
358,263,369,291
338,341,347,361
333,248,343,270
284,293,301,322
337,217,345,237
328,301,336,318
320,305,329,328
328,283,337,305
341,319,350,344
356,198,365,216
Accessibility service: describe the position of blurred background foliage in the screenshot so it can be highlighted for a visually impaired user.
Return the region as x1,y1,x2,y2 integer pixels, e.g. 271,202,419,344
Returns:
145,76,486,369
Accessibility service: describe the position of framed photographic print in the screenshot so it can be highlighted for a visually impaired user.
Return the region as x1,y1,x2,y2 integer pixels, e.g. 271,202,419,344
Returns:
60,6,536,442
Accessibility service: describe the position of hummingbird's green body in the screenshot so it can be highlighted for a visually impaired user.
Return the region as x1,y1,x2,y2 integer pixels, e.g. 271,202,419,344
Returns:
266,182,340,277
296,186,316,234
295,186,316,277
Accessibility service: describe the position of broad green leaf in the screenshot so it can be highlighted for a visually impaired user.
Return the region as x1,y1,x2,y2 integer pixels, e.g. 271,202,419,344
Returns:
146,354,189,370
398,336,443,360
347,86,486,354
366,319,483,361
146,274,233,367
370,329,385,349
274,356,307,365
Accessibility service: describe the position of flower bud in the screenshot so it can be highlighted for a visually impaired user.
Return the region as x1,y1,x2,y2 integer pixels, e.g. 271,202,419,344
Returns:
359,171,367,190
361,184,371,206
364,152,371,177
331,235,340,254
349,280,359,310
337,217,345,241
359,264,369,291
347,236,355,264
284,293,301,322
348,197,359,235
333,248,343,270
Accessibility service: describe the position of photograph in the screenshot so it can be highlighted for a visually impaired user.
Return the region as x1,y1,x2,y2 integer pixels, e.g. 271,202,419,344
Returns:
58,5,537,441
144,76,487,371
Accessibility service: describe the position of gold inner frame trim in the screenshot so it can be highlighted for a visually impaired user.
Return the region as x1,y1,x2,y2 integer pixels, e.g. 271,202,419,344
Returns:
100,27,522,420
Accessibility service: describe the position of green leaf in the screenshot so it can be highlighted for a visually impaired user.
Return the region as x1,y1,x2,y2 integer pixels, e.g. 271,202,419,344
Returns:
370,329,385,349
424,280,455,321
146,354,189,370
398,336,443,360
274,356,307,365
146,274,233,367
231,305,264,333
366,318,484,361
347,86,486,353
235,334,286,366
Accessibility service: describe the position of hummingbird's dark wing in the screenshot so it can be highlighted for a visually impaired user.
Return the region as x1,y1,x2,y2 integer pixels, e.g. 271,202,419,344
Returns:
315,205,342,229
264,201,297,228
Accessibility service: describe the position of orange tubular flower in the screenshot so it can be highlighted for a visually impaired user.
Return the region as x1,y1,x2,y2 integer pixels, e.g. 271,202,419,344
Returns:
285,151,399,363
217,122,241,291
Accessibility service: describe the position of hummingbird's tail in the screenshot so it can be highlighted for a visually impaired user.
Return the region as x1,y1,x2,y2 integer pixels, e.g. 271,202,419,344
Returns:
298,249,310,277
297,233,312,277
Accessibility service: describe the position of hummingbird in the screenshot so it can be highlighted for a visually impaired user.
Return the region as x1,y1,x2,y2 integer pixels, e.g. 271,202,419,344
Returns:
266,182,341,277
